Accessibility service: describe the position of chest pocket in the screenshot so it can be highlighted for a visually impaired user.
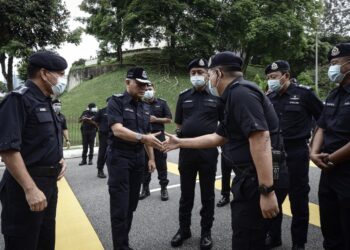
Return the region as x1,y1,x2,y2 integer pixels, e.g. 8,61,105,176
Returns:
204,100,217,108
324,106,336,116
123,110,136,120
35,111,53,123
182,101,194,109
337,105,350,128
284,105,301,112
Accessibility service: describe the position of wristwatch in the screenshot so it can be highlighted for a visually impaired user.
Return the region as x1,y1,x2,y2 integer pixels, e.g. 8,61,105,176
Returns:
258,184,274,196
136,133,143,142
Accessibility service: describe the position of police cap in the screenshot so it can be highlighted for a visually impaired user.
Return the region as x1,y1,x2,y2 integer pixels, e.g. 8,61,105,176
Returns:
208,51,243,71
88,103,96,109
265,60,290,75
126,67,151,84
328,43,350,62
28,51,67,71
187,58,208,71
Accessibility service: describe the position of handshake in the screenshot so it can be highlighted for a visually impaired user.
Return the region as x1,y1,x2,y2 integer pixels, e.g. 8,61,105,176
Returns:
142,131,180,152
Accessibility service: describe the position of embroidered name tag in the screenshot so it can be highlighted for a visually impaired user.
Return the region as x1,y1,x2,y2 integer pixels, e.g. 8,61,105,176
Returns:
39,108,47,112
325,102,335,107
124,108,134,112
184,100,193,103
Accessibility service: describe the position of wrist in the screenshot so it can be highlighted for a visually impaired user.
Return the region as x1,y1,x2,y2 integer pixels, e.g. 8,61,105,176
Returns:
136,133,144,143
258,184,274,196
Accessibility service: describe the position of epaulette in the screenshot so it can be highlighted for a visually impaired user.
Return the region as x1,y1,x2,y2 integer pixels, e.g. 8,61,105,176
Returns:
157,97,167,102
297,84,312,90
113,93,124,98
179,88,190,95
12,85,29,95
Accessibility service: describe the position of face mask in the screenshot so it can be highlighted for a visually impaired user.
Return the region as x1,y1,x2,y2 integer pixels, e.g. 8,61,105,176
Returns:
143,90,154,100
91,107,98,113
47,73,67,96
208,71,221,97
267,79,281,92
190,75,206,87
53,104,61,113
328,62,350,83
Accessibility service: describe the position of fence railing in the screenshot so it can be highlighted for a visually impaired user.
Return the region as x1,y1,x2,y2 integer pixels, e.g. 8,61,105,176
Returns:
65,115,100,147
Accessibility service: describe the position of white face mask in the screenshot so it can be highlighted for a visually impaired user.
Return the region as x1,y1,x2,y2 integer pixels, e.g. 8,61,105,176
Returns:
47,73,67,96
190,75,206,87
143,90,154,100
328,61,350,83
91,107,98,113
52,104,61,113
267,79,282,92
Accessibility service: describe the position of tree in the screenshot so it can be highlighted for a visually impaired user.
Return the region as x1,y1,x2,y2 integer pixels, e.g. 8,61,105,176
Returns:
0,0,81,91
321,0,350,37
80,0,132,64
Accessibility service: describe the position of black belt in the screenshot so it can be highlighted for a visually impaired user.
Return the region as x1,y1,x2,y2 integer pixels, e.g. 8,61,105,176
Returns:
27,165,62,177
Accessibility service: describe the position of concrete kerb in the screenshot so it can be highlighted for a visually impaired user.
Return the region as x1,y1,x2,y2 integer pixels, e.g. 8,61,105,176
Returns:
0,146,99,168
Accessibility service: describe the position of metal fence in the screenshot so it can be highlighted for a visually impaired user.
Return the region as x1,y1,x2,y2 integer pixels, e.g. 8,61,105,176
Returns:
65,115,100,147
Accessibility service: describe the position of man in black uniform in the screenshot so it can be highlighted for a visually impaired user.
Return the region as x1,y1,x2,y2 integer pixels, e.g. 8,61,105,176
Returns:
170,58,223,250
310,43,350,250
107,67,163,250
165,51,280,250
52,99,71,149
94,98,110,178
139,83,172,201
265,60,323,250
79,103,98,165
0,51,67,250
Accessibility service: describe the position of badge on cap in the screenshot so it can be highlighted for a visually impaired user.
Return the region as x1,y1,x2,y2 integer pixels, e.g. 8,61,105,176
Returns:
271,62,278,70
199,59,205,66
331,46,340,57
142,70,148,79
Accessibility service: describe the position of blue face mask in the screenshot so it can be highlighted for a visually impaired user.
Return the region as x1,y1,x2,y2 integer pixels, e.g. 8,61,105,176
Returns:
190,75,206,87
328,64,349,83
209,80,220,97
267,79,281,92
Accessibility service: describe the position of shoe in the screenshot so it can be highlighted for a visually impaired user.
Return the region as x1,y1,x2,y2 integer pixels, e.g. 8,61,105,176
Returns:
200,235,213,250
97,170,107,178
79,161,87,166
292,244,305,250
265,233,282,249
171,229,191,247
139,185,150,200
161,187,169,201
88,160,93,165
216,195,230,207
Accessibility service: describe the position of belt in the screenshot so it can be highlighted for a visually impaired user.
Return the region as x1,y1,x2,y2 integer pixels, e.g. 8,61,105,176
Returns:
27,165,62,177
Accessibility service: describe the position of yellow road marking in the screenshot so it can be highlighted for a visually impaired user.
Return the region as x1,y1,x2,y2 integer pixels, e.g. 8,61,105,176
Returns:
168,161,321,227
56,178,104,250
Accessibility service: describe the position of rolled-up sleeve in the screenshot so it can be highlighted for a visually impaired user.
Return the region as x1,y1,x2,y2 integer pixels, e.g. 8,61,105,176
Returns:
107,97,123,127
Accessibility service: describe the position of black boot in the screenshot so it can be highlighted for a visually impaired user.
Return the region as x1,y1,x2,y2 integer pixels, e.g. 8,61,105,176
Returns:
200,233,213,250
265,232,282,249
139,185,150,200
171,229,191,247
88,159,93,165
216,195,230,207
79,159,87,166
161,186,169,201
97,169,106,178
292,244,305,250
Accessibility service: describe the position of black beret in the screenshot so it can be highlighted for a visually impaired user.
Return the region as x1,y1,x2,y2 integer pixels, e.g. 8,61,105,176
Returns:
265,60,290,75
28,51,67,71
126,67,150,84
208,51,243,71
328,43,350,62
88,103,96,109
187,58,208,71
52,99,61,104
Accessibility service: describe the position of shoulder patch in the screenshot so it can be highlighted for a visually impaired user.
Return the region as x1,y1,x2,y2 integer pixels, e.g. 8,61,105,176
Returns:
179,88,190,95
12,85,29,95
113,93,124,98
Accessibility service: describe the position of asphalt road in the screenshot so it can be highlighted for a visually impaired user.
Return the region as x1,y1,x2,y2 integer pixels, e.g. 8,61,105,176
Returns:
0,150,323,250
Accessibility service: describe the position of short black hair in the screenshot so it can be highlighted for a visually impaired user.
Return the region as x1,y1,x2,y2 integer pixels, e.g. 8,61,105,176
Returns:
27,63,41,79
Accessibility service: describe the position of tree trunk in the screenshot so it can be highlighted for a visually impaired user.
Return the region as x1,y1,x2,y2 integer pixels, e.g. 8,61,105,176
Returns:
0,53,14,91
117,45,123,65
241,50,251,74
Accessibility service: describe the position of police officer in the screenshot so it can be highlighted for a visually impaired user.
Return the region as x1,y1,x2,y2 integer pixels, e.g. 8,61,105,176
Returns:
165,51,280,250
310,43,350,250
0,51,68,250
52,99,71,149
139,83,172,201
216,144,232,207
265,60,323,250
79,103,98,165
107,67,163,250
170,58,223,250
94,98,110,178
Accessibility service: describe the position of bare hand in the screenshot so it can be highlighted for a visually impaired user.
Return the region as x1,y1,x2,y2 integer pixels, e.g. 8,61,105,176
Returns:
25,186,47,212
260,192,279,219
310,153,329,170
148,159,156,173
65,141,71,149
142,132,163,150
150,115,158,123
57,158,67,180
163,132,181,152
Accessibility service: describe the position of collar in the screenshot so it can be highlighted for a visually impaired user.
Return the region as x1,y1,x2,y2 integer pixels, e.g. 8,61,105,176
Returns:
26,80,51,102
190,85,210,95
221,77,242,102
283,82,296,96
341,83,350,93
123,91,139,105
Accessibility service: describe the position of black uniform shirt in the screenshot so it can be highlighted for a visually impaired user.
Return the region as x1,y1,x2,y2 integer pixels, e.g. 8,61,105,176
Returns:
107,91,151,148
57,112,67,130
175,86,224,163
148,98,172,132
0,80,63,167
94,107,109,133
79,110,97,132
267,83,323,141
317,84,350,154
216,78,279,165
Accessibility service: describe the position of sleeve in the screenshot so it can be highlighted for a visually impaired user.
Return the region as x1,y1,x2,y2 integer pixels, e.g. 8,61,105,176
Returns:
174,95,183,125
305,90,324,121
316,108,327,129
216,121,228,138
232,88,269,138
217,98,225,121
61,115,68,130
163,101,173,119
107,98,123,127
93,110,101,124
0,94,27,152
